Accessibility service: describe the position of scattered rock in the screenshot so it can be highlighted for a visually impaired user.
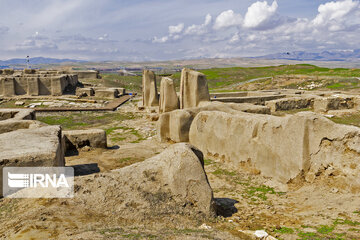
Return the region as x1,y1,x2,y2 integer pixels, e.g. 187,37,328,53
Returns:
14,101,24,106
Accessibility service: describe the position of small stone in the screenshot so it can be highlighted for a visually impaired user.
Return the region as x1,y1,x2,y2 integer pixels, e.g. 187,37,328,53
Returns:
254,230,268,238
199,223,212,230
15,101,25,106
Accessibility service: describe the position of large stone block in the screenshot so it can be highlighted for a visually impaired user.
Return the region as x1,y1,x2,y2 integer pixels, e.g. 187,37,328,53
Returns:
189,111,360,190
159,77,179,113
76,87,94,96
157,102,270,143
73,143,215,219
180,68,210,109
26,77,39,96
62,129,107,151
95,89,118,99
0,126,65,196
142,70,159,107
1,77,15,97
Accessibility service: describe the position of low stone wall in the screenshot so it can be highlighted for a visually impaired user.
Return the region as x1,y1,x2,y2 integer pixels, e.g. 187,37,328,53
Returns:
71,70,100,79
313,95,356,113
158,102,270,143
265,96,315,112
189,111,360,190
212,94,286,105
62,129,107,152
0,109,38,134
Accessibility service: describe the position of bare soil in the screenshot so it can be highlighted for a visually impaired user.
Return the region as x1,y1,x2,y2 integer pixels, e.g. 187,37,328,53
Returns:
1,100,360,240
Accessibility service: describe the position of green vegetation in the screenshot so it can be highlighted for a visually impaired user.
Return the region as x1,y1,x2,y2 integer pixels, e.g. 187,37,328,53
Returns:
244,185,282,201
317,225,334,234
105,126,146,144
170,64,360,90
334,218,360,226
273,227,294,234
328,113,360,128
37,112,137,130
101,73,142,92
212,168,236,176
203,159,214,165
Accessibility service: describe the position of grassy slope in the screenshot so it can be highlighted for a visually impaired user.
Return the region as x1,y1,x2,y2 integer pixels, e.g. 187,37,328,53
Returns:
172,64,360,90
96,64,360,93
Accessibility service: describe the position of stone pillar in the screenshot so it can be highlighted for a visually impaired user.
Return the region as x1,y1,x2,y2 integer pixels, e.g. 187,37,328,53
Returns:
180,68,210,109
159,77,179,113
142,70,159,107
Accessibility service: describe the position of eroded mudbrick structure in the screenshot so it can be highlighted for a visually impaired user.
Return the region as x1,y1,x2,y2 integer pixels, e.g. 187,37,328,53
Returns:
0,69,78,96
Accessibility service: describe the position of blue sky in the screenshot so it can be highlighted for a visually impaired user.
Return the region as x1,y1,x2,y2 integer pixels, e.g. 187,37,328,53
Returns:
0,0,359,61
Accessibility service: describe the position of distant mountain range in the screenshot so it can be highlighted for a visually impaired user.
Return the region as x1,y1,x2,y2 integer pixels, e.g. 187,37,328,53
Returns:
0,57,86,65
257,49,360,61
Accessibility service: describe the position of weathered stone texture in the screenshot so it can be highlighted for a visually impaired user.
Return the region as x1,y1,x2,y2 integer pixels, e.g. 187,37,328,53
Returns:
265,96,315,112
189,111,360,190
180,68,210,109
73,143,215,218
157,102,270,143
142,70,159,107
159,77,179,113
62,129,107,151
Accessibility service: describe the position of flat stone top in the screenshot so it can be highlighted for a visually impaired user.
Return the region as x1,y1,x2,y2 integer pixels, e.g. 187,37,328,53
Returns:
0,126,61,160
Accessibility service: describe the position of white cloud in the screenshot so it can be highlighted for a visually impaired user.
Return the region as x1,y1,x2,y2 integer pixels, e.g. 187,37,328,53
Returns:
152,36,169,43
185,14,212,35
229,32,240,43
313,0,359,25
312,0,360,31
243,1,278,29
169,23,184,35
213,10,242,30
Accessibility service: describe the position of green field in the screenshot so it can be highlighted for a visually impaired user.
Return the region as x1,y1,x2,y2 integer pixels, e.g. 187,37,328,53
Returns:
97,64,360,93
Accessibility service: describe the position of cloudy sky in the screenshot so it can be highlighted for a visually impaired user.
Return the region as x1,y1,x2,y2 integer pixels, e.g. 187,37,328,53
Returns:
0,0,359,61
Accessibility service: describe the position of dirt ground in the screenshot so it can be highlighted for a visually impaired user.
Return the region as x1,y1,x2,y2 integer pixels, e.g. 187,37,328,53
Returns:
1,100,360,240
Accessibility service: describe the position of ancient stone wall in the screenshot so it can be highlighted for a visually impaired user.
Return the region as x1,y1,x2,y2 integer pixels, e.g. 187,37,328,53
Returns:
0,70,78,97
189,111,360,190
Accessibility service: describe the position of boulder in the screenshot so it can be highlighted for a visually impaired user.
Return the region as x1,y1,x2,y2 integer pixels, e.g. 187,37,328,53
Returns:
62,129,107,151
159,77,179,113
189,111,360,191
142,70,159,107
180,68,210,109
74,143,216,219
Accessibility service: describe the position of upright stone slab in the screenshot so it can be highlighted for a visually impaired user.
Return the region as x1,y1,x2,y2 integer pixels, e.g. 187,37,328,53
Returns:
180,68,210,109
142,70,159,107
27,77,39,96
159,77,179,113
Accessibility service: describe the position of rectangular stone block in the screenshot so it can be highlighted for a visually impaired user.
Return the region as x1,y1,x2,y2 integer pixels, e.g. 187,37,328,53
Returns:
27,78,39,96
2,77,15,97
51,77,63,96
